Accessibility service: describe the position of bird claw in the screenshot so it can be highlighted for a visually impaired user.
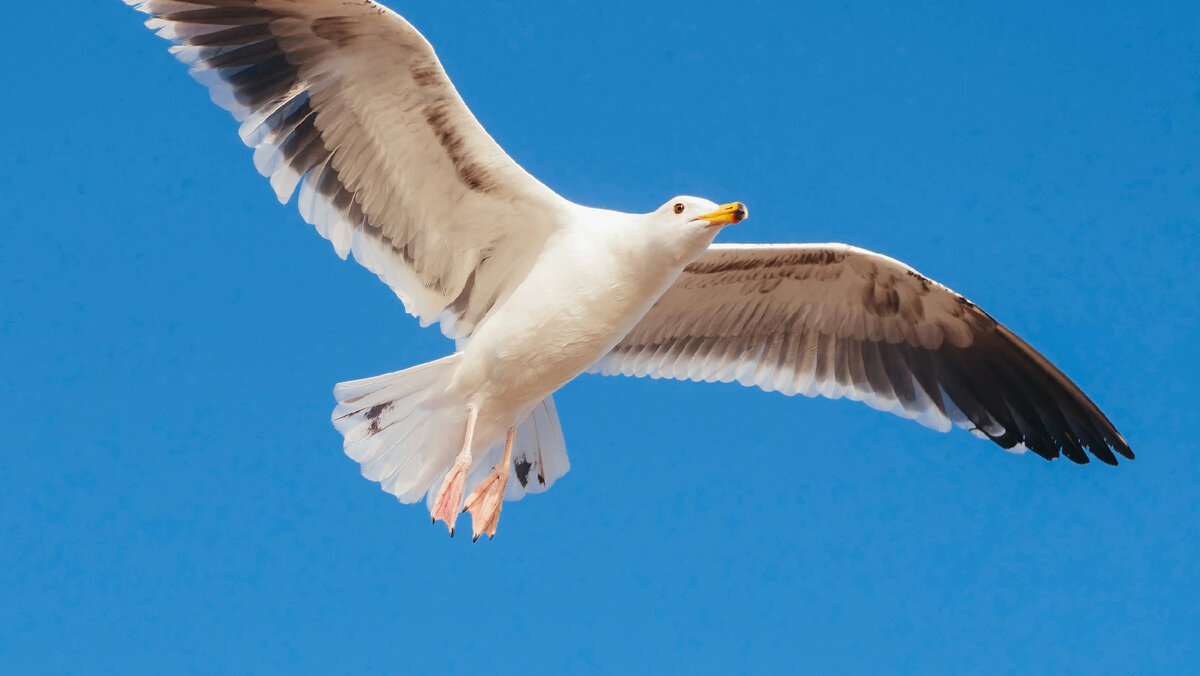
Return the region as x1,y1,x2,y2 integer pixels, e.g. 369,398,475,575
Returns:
464,469,507,541
430,461,469,536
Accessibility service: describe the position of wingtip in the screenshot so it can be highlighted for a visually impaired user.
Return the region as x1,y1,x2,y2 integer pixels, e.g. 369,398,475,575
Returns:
1113,440,1135,463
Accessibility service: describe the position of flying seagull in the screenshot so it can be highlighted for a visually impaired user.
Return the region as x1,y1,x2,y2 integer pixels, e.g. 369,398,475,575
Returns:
126,0,1132,540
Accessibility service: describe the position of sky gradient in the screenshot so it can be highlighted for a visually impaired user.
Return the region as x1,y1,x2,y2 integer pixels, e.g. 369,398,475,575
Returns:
3,1,1199,672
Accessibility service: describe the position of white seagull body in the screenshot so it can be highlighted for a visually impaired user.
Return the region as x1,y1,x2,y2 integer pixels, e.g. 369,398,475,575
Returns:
127,0,1132,540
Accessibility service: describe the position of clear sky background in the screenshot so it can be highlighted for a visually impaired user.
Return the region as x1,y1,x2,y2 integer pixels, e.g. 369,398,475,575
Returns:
2,1,1198,673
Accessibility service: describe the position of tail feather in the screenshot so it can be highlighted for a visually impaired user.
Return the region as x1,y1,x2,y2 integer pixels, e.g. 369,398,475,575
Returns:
332,356,454,423
334,355,572,513
519,396,569,495
339,389,428,455
332,355,465,505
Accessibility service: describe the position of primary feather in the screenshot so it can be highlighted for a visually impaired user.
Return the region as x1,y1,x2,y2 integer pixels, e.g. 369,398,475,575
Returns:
592,244,1131,465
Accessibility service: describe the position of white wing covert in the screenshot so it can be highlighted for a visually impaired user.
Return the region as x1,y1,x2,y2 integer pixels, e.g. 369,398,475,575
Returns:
127,0,569,339
592,244,1132,465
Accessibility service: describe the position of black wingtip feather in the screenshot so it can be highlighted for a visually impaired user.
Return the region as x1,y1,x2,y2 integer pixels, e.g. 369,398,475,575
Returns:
950,322,1132,465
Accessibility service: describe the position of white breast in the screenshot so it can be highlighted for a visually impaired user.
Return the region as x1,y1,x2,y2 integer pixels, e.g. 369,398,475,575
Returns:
448,211,687,415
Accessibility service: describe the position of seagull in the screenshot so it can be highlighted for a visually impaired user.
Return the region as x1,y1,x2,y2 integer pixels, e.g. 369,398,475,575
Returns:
127,0,1132,540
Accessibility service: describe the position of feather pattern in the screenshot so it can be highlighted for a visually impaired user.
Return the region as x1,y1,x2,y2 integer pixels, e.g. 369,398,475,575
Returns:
126,0,569,339
591,243,1132,465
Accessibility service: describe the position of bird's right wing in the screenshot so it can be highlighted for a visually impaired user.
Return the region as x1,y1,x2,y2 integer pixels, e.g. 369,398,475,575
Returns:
591,243,1132,465
127,0,571,339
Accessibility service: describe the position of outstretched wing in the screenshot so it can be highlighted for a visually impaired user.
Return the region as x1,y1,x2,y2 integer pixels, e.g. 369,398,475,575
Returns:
127,0,570,338
591,243,1132,465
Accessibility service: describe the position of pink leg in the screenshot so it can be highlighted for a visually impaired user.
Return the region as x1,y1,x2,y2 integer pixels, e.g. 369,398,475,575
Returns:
463,426,516,542
430,406,477,537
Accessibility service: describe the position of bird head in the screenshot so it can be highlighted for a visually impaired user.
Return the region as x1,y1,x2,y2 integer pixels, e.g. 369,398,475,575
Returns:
643,196,748,263
658,196,748,230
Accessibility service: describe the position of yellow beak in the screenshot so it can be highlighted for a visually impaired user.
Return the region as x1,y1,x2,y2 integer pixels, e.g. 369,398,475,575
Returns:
696,202,748,227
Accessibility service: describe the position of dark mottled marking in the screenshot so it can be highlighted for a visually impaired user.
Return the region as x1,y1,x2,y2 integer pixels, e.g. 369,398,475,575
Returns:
905,269,933,294
456,163,493,192
514,458,533,488
794,250,848,266
748,276,783,294
311,16,361,47
861,274,901,316
365,402,392,420
169,0,271,8
423,100,497,193
411,59,448,88
899,297,925,323
684,249,846,275
163,7,277,25
365,402,393,435
182,0,264,6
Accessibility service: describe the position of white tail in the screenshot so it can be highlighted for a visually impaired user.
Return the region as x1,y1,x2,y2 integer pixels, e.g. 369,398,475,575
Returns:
332,356,571,513
332,355,468,504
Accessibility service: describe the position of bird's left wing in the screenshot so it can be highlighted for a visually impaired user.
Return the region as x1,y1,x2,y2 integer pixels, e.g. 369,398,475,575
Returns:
590,243,1132,465
127,0,571,339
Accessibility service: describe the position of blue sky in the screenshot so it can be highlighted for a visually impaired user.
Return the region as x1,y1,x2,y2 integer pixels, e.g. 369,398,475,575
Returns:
3,0,1198,672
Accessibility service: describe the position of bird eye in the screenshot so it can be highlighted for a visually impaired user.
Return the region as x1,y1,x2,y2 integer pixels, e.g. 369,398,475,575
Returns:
673,203,685,214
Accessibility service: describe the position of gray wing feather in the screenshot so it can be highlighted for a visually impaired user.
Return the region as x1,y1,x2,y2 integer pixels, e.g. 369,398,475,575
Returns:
592,243,1132,465
128,0,568,339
